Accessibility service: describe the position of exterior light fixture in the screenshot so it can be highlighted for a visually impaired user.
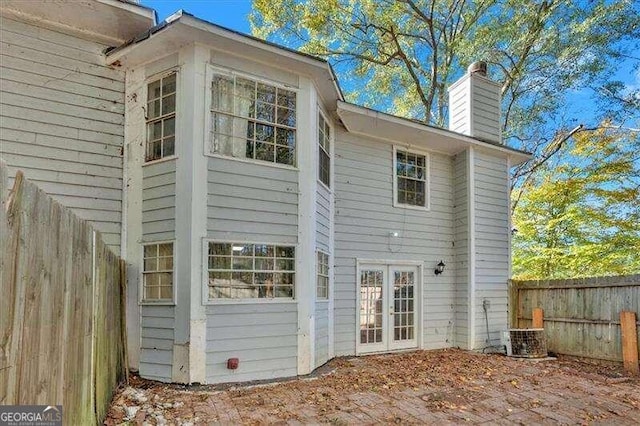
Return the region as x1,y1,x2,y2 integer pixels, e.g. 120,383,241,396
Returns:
434,260,446,275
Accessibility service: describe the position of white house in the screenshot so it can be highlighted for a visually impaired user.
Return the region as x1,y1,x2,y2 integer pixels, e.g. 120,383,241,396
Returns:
0,1,530,384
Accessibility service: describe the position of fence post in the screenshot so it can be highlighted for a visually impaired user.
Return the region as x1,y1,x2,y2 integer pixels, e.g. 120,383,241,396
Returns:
620,311,639,376
508,280,519,328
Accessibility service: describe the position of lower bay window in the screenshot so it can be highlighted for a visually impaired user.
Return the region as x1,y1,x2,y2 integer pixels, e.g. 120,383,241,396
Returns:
207,242,295,300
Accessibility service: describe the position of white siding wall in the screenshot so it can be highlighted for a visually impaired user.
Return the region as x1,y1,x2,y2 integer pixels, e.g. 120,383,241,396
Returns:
140,306,175,382
473,151,509,347
142,160,176,241
314,301,330,367
333,128,456,355
316,184,331,252
453,152,469,348
0,16,124,250
206,156,299,381
471,78,501,144
207,157,298,243
205,304,298,382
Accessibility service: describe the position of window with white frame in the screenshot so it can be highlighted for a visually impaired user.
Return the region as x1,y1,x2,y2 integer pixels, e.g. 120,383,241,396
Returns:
317,251,329,299
207,242,295,299
395,148,428,208
142,242,174,301
209,73,297,166
145,73,176,162
318,112,331,187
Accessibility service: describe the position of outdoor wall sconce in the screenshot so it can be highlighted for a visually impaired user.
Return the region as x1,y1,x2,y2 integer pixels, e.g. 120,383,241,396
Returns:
434,260,446,275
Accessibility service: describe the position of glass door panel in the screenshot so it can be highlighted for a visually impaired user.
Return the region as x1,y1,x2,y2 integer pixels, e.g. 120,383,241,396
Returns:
359,267,386,351
390,266,418,350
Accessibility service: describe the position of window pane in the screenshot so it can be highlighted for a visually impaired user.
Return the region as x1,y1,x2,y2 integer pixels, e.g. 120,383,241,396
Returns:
158,243,173,256
255,272,274,284
254,244,273,257
160,286,173,299
276,146,294,165
275,272,295,285
213,113,234,136
276,258,295,271
277,89,296,109
158,256,173,270
147,100,161,119
255,258,274,270
276,128,295,148
162,93,176,115
210,243,231,256
212,76,234,113
163,137,175,157
255,124,275,142
148,121,162,141
233,243,253,256
209,256,230,269
148,80,161,100
257,83,276,103
162,74,176,95
162,117,175,138
277,107,295,127
276,246,294,258
146,140,161,162
255,142,274,162
256,101,275,122
232,271,253,286
275,286,293,298
144,257,157,271
235,78,255,117
232,256,253,270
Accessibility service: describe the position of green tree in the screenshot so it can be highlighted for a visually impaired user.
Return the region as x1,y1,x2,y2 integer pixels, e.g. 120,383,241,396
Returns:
250,0,640,187
512,127,640,279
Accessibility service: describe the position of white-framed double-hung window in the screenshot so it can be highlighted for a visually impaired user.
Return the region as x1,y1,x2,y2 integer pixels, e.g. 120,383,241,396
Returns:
393,147,429,209
316,251,329,299
318,111,331,187
142,242,174,302
208,71,297,166
145,72,176,162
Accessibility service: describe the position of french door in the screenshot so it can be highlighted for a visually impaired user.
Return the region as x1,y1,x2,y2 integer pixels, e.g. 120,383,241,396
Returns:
358,263,419,353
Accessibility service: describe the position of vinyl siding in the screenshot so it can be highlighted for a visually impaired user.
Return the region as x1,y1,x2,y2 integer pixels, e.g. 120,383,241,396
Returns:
316,183,331,253
333,128,456,356
142,160,176,241
473,151,509,347
205,303,298,383
471,79,501,144
453,151,469,348
0,16,124,250
207,157,298,244
140,306,175,382
315,301,330,367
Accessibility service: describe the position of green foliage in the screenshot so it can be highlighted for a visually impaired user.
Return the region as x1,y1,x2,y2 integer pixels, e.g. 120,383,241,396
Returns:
512,128,640,279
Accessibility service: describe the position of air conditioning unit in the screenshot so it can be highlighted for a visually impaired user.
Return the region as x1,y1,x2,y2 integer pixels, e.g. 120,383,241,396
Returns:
502,329,547,358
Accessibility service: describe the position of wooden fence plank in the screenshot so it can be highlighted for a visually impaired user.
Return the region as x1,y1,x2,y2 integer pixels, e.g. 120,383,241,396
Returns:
620,311,639,375
532,308,544,329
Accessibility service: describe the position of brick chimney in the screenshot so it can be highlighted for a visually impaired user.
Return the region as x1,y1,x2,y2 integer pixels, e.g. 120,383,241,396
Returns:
448,61,502,144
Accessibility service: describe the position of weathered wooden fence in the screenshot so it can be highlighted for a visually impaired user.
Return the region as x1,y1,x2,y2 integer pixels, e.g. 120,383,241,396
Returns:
0,165,127,425
510,275,640,363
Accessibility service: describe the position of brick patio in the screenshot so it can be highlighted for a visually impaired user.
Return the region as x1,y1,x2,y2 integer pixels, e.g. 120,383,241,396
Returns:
106,349,640,425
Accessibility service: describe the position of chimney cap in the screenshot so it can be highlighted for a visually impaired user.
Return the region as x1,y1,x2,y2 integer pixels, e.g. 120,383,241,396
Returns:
467,61,487,77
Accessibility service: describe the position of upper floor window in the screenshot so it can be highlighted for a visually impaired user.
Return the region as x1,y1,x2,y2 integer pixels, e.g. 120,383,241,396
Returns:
142,242,174,302
317,251,329,299
209,73,296,166
207,242,295,300
146,73,176,162
394,148,428,209
318,112,331,187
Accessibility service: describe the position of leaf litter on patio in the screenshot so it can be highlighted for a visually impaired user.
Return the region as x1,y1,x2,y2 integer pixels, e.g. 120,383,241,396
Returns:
105,348,640,425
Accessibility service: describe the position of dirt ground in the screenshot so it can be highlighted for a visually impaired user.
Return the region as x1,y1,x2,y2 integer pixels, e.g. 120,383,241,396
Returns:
106,349,640,425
